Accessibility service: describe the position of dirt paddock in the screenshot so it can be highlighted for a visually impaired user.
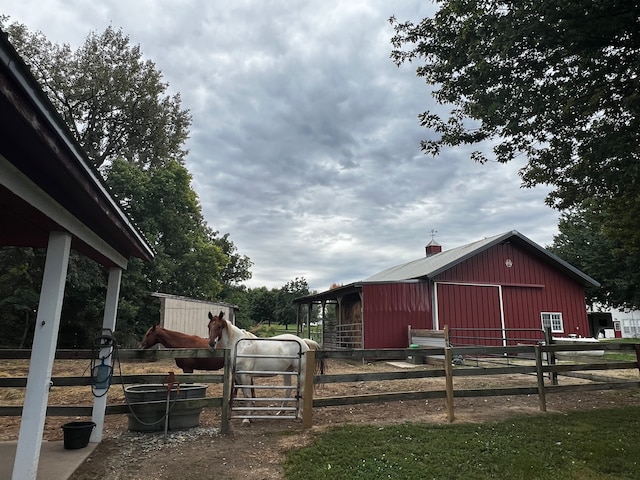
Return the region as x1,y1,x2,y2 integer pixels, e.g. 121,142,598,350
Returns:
2,357,639,479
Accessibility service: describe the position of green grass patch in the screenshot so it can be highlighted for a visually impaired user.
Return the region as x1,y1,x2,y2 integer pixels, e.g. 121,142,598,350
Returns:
285,406,640,479
601,339,639,361
600,338,640,344
604,351,637,361
251,323,321,338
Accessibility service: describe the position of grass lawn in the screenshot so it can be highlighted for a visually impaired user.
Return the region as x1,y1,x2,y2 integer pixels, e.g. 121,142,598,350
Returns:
285,406,640,480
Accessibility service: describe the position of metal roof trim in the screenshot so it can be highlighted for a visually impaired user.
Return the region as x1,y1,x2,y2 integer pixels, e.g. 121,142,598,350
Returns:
364,230,600,288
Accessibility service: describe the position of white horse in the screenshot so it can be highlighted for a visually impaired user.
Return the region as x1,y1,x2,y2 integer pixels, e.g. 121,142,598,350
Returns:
207,311,324,424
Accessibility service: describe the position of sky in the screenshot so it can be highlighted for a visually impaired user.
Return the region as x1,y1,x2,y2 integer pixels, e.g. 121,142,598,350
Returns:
2,1,562,292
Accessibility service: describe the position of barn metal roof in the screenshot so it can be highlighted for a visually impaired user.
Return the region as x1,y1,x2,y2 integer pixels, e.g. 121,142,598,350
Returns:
364,230,600,287
294,230,600,305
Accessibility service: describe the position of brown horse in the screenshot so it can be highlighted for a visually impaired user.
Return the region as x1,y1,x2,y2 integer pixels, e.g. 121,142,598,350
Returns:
140,325,224,373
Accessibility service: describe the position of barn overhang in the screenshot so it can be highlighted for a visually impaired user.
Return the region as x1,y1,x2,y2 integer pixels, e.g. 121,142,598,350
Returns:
0,32,154,266
1,30,154,479
294,283,363,305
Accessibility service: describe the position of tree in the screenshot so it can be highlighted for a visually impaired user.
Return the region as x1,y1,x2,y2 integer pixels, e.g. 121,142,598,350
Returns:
548,206,640,310
390,2,640,252
0,248,43,347
275,277,310,329
1,19,191,171
215,233,253,300
0,20,253,345
247,287,277,326
105,158,232,341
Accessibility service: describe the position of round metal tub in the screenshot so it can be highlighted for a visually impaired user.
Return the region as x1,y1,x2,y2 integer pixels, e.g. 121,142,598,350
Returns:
124,383,207,432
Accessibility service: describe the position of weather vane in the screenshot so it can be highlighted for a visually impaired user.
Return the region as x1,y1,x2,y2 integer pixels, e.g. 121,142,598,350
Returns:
430,229,438,241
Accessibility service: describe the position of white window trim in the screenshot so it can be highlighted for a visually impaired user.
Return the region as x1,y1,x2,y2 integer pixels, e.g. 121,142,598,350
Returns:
541,312,564,333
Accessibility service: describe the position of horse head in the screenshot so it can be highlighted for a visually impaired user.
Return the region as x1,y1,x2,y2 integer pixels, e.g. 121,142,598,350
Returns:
140,324,159,348
207,311,226,348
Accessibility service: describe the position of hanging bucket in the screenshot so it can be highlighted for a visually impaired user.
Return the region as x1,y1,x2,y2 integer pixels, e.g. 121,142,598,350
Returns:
61,421,95,449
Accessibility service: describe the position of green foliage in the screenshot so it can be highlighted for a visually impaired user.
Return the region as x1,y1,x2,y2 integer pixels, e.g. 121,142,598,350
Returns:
220,286,252,329
285,406,640,479
247,286,277,325
548,206,640,309
1,19,191,171
390,2,640,255
242,278,311,328
59,254,108,347
275,277,310,327
0,248,43,347
0,20,253,346
250,324,279,337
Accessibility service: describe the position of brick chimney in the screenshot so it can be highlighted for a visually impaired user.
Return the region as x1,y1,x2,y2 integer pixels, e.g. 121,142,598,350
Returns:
425,239,442,256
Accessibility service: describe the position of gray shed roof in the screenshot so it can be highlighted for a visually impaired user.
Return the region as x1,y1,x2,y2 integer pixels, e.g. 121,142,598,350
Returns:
365,230,600,288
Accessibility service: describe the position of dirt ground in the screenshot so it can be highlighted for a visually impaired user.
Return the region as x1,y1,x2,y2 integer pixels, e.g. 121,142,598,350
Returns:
2,357,640,480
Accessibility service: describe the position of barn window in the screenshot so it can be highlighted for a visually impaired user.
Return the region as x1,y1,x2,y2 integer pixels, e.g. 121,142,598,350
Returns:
541,312,564,333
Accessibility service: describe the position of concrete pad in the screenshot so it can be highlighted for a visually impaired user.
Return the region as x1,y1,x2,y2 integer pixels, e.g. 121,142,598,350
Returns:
386,361,418,369
0,441,97,480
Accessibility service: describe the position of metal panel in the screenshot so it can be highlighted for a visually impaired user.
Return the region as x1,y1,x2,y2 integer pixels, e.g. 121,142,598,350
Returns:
361,282,432,349
156,294,236,338
436,283,502,346
435,242,591,343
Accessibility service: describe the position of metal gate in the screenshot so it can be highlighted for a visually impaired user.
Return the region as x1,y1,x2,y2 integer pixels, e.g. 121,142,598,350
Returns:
230,337,303,421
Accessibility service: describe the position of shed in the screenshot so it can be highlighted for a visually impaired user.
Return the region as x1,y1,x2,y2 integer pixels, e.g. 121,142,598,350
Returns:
152,292,238,338
0,31,153,478
294,231,600,349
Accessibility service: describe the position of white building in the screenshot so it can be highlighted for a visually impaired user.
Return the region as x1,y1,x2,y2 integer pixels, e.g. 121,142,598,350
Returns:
152,293,238,338
588,305,640,339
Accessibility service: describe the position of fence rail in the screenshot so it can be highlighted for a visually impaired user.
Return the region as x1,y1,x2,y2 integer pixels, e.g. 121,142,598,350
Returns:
1,342,639,430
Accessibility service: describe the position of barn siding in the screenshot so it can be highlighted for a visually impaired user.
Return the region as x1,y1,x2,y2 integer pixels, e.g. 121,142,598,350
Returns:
362,282,432,349
437,284,502,345
434,242,590,345
155,294,236,339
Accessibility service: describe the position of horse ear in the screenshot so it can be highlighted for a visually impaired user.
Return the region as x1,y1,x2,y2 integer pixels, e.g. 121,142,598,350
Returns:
208,311,213,320
219,311,224,320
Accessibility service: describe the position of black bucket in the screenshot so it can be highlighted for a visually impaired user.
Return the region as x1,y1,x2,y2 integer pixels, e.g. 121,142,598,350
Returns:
61,421,96,449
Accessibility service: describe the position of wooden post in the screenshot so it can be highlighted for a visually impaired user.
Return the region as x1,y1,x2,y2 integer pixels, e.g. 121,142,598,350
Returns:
302,350,315,429
534,345,547,412
220,349,231,434
444,346,454,422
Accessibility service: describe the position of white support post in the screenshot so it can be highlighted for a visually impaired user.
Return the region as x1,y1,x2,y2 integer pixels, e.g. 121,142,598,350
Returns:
12,232,71,480
90,267,122,442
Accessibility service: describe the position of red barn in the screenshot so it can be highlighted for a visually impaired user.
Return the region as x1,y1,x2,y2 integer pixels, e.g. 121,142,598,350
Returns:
294,231,600,349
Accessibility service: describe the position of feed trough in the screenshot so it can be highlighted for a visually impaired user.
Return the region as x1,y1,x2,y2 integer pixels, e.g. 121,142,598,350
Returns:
124,383,207,432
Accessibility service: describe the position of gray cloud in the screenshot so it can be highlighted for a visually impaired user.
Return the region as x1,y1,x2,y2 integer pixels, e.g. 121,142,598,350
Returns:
4,0,561,292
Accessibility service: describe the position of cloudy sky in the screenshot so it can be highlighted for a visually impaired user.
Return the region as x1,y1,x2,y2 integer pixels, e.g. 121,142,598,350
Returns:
2,1,561,292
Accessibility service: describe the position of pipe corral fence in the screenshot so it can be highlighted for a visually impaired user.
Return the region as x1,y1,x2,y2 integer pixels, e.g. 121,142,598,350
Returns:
1,341,639,432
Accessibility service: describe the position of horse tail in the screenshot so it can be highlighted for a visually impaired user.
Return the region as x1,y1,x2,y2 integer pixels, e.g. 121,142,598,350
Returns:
302,338,326,375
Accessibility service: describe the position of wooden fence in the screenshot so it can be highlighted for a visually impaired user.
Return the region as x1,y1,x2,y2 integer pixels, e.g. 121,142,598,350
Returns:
1,342,639,432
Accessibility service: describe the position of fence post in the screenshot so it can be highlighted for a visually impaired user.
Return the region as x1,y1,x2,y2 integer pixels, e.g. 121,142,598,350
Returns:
444,346,454,422
221,349,231,434
534,345,547,412
302,349,315,429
